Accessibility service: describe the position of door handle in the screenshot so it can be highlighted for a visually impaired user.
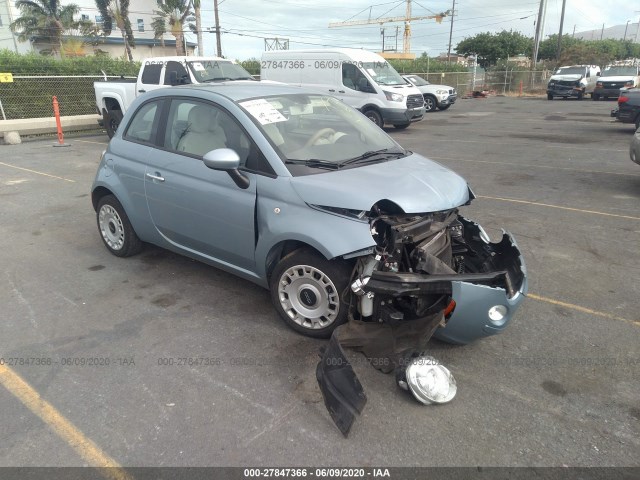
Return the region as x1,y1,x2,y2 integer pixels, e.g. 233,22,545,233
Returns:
328,89,335,92
338,90,345,93
146,172,165,182
138,89,146,93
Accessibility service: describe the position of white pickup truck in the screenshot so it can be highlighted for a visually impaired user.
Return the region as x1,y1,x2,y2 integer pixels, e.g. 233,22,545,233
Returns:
95,56,256,137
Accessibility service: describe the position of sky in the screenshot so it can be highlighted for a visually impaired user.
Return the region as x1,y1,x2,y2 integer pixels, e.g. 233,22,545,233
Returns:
186,0,640,60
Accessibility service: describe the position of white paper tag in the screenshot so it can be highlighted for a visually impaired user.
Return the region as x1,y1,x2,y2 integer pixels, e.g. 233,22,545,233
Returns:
239,99,287,125
192,62,205,71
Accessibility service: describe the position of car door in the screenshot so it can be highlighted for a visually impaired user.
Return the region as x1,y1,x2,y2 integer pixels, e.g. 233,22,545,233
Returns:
144,97,258,272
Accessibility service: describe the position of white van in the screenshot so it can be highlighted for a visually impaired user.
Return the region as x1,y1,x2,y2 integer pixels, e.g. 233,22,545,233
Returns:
261,48,425,129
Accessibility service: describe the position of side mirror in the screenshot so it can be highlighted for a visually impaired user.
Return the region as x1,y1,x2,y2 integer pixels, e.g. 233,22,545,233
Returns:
169,71,178,86
203,148,250,189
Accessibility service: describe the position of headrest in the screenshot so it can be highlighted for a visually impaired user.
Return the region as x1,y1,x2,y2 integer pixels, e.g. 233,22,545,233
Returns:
187,105,212,133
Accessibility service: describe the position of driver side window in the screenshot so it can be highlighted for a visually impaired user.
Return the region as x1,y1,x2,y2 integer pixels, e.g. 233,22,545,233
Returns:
342,63,369,92
164,61,191,85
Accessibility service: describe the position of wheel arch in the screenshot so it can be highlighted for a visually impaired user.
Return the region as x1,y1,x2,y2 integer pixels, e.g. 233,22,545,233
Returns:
265,240,327,282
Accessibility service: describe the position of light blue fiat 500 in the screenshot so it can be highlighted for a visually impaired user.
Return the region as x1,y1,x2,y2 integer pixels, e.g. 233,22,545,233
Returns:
92,83,527,344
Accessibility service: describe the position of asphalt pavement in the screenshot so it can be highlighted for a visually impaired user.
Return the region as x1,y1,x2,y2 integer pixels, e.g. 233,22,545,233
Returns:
0,95,638,469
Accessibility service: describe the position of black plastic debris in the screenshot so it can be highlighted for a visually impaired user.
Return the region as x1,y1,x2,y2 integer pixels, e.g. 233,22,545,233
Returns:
316,333,367,437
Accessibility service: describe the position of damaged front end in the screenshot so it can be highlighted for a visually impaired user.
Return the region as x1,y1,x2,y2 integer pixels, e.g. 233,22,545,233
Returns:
316,203,527,435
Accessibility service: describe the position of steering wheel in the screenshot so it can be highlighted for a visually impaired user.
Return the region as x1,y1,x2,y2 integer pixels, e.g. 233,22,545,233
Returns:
304,128,336,148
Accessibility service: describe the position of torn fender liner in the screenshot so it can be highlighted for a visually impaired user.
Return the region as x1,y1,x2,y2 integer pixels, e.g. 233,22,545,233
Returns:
316,334,367,437
334,311,445,374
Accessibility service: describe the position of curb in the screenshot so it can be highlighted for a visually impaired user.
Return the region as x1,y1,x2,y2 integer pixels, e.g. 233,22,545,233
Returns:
0,114,101,138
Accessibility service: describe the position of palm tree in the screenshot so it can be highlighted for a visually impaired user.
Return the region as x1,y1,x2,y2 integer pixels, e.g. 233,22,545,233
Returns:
192,0,203,55
95,0,135,61
10,0,81,54
151,0,192,56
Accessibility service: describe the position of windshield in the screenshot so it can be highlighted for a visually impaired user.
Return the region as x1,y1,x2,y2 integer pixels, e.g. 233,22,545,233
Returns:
187,60,255,82
406,75,429,86
602,66,638,76
239,94,404,168
555,67,585,76
364,61,406,86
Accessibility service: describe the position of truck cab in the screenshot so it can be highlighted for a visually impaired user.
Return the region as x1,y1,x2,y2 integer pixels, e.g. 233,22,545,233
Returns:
95,56,255,137
593,62,640,100
547,65,600,100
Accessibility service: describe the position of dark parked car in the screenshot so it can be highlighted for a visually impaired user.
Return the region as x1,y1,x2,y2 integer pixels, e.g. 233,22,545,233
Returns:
611,88,640,130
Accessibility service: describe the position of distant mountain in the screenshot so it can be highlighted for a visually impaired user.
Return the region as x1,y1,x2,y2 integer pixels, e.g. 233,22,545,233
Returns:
573,22,640,42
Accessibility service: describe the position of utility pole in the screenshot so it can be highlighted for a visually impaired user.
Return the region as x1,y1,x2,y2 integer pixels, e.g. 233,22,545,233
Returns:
213,0,222,57
532,0,546,68
446,0,456,65
572,24,575,38
600,23,604,41
556,0,567,60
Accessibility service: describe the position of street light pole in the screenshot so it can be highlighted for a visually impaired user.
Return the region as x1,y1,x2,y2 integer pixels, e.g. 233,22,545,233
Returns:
556,0,566,60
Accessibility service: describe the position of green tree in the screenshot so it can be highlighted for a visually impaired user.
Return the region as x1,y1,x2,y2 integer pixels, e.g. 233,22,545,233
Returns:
152,0,192,56
10,0,82,54
456,30,532,69
95,0,136,61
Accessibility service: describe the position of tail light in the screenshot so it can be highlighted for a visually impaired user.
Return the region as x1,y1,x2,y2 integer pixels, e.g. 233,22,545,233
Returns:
619,95,629,105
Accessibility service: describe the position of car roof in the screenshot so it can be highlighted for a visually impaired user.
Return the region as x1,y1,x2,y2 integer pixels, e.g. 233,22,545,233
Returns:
154,82,321,102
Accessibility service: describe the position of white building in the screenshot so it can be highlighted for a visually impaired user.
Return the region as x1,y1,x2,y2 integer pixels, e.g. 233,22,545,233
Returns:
0,0,195,59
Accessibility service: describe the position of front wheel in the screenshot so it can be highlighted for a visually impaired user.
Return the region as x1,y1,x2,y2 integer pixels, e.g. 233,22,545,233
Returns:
547,93,553,100
577,91,583,100
592,93,600,101
270,248,352,338
423,95,437,112
363,109,383,128
438,104,451,111
393,123,410,130
96,195,143,257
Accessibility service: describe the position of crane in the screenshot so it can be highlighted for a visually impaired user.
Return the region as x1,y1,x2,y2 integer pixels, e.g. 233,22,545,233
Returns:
328,0,450,59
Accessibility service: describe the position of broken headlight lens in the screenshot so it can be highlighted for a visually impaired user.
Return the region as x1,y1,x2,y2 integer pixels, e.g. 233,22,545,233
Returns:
401,356,457,405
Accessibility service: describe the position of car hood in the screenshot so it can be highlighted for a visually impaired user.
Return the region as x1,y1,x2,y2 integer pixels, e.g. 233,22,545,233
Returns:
289,153,470,213
600,76,635,82
549,74,583,81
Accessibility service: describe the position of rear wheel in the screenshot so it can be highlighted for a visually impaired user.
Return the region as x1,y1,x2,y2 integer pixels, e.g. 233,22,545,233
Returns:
363,109,383,128
105,109,123,139
270,248,351,338
423,95,437,112
96,195,142,257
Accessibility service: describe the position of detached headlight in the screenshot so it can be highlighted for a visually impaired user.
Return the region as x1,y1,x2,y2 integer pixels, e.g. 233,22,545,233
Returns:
384,91,404,102
397,356,457,405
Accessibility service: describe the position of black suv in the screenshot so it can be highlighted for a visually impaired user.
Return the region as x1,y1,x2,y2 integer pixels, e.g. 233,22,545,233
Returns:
611,88,640,130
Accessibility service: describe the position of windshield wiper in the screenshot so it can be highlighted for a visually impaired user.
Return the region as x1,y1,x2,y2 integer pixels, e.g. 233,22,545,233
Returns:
285,159,340,170
201,77,233,82
339,149,406,167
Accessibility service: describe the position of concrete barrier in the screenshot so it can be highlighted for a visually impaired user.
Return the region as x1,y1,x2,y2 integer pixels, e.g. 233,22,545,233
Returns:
0,114,101,138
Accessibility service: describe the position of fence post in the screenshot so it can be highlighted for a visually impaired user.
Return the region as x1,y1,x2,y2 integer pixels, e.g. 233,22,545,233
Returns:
0,98,6,121
52,96,69,147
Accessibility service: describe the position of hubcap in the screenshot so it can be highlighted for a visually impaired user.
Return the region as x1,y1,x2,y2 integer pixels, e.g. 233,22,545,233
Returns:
278,265,339,330
366,112,380,126
425,98,435,111
98,204,125,250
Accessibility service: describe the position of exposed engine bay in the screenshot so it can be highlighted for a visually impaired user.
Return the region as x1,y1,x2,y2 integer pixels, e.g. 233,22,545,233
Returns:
316,202,526,436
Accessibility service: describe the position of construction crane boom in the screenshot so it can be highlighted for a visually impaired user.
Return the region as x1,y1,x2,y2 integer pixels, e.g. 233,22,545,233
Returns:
328,1,449,57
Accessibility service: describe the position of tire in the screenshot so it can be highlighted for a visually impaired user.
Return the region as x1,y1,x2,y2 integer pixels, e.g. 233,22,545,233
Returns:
393,123,410,130
438,104,451,111
363,108,383,128
105,109,123,139
592,93,600,101
577,91,583,100
96,194,143,257
270,248,352,338
423,95,437,112
636,115,640,131
547,93,553,100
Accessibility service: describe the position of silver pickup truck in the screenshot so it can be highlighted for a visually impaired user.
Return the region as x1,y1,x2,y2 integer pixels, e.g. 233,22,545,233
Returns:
94,56,256,137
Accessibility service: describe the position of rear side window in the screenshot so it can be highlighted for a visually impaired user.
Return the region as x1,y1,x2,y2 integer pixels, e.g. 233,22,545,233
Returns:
141,64,162,85
124,101,160,144
164,61,191,85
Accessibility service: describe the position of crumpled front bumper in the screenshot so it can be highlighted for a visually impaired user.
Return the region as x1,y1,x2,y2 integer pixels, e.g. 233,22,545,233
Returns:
361,229,527,345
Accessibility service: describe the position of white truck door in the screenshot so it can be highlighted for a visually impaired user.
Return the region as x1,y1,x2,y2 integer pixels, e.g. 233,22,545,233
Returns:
137,63,163,95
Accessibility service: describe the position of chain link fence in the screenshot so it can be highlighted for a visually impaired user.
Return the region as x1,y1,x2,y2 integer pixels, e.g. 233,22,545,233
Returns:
0,71,554,121
0,75,134,121
409,70,550,95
